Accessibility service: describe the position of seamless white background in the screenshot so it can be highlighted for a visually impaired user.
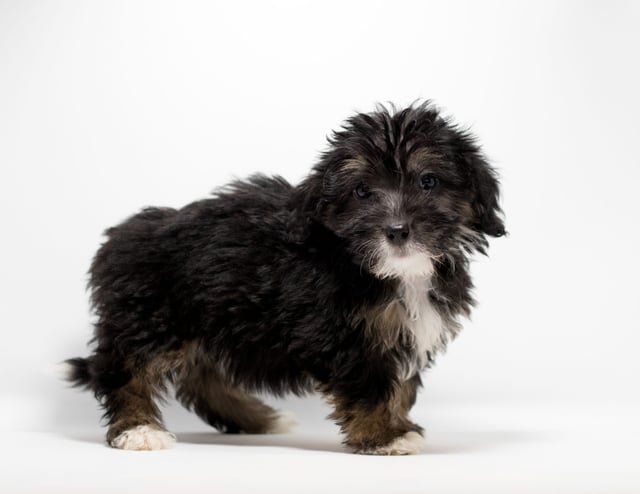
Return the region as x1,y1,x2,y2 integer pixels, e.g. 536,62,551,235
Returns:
1,1,639,493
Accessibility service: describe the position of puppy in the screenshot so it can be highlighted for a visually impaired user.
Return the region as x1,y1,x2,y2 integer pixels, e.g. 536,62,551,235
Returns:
65,102,504,454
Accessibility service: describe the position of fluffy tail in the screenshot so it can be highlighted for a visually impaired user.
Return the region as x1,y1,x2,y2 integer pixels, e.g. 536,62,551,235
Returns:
62,357,92,388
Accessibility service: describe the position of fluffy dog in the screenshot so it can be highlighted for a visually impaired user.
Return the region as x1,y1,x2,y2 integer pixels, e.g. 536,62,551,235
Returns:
66,102,504,454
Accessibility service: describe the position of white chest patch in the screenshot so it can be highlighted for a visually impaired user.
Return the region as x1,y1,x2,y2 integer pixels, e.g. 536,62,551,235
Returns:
371,246,448,378
397,276,445,376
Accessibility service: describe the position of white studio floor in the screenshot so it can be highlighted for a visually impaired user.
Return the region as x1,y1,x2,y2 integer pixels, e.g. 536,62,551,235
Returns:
3,391,639,494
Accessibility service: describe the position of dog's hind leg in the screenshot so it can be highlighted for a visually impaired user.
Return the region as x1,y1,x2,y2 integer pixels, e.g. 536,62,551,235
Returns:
104,375,176,451
94,349,187,451
175,363,295,434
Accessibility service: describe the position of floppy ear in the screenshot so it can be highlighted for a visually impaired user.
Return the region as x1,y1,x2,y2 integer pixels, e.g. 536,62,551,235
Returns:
465,150,506,238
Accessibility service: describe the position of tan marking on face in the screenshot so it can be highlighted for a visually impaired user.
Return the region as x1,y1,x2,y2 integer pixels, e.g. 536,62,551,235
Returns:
407,147,443,172
339,156,367,174
459,201,474,220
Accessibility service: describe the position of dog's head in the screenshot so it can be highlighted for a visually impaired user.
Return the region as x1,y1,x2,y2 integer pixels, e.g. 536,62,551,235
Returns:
293,103,505,280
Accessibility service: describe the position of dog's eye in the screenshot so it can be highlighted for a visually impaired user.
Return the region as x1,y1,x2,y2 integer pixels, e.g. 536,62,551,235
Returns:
420,174,439,190
353,183,371,199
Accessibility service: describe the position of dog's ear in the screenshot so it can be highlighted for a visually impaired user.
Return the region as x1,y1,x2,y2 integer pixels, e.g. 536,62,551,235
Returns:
465,149,506,238
443,126,505,239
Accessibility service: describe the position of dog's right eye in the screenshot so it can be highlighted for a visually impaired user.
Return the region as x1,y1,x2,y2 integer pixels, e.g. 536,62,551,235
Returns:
354,183,371,199
420,173,439,190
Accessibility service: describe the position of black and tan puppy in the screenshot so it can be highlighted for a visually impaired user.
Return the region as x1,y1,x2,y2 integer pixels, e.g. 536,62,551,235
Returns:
66,102,504,454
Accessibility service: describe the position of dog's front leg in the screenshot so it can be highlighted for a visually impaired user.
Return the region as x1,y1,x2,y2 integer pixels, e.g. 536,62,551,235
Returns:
327,375,425,455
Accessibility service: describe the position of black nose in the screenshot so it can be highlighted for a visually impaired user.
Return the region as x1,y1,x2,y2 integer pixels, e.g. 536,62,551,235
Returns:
385,223,410,245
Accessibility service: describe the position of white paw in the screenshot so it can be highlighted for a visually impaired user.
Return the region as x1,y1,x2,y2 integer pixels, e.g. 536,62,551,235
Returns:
266,411,297,434
110,425,176,451
364,431,426,455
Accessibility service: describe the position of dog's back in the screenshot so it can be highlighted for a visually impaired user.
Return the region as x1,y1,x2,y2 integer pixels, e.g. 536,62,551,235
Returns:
73,174,304,383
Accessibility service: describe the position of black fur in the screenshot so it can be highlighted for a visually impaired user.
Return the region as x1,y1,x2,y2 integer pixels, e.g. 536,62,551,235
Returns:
66,102,504,453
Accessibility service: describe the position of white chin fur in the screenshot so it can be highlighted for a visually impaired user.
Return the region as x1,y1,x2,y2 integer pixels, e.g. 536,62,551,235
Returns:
110,425,176,451
362,431,426,455
266,411,297,434
373,246,435,280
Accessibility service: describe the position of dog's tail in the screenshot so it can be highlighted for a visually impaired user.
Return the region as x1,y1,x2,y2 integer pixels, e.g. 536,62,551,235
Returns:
60,357,92,388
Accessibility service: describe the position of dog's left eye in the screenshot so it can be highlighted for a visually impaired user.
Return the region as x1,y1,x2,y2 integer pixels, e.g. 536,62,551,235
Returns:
420,174,439,190
354,183,371,199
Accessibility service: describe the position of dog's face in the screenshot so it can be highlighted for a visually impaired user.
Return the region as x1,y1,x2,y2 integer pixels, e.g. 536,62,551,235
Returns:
297,104,505,280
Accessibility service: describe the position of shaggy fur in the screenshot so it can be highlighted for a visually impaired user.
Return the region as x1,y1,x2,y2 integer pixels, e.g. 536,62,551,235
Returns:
66,102,505,454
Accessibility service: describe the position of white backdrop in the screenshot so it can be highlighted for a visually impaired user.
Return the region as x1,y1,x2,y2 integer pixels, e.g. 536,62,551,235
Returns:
1,1,639,493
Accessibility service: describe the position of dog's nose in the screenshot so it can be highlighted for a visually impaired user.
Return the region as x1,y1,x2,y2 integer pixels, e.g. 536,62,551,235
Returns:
385,223,410,245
